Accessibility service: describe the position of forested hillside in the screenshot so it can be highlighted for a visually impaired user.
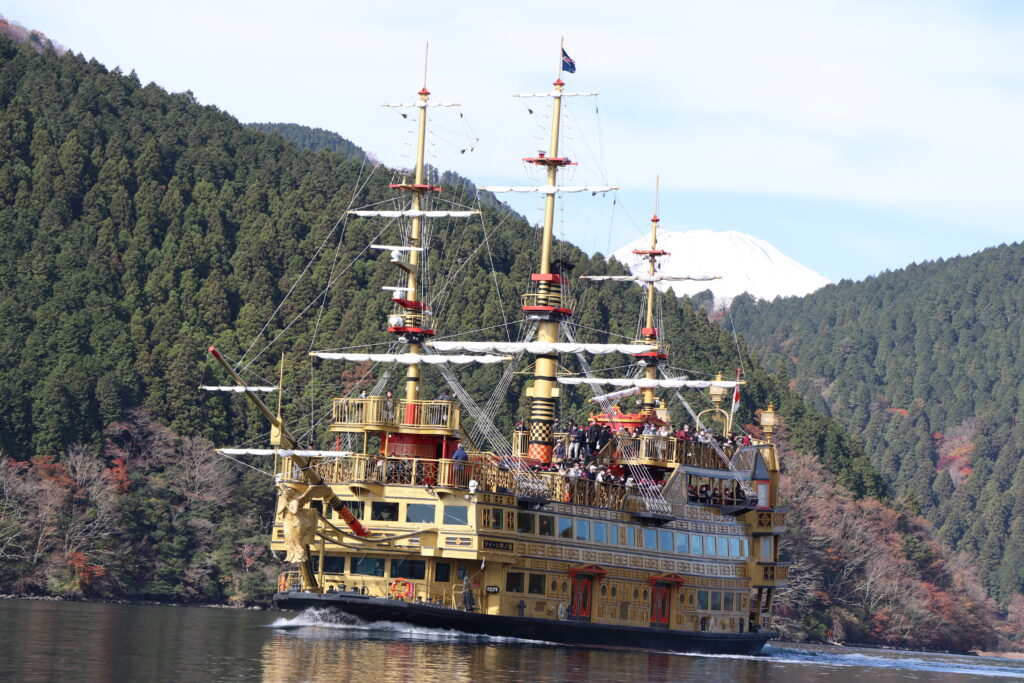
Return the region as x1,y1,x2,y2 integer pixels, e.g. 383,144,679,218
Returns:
730,243,1024,608
0,34,1003,650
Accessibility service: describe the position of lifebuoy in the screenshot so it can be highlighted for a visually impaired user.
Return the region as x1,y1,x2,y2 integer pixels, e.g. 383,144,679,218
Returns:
557,602,568,620
278,573,288,593
389,577,413,600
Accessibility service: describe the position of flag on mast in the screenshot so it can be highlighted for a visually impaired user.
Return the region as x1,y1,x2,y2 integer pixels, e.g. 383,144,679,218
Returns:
730,369,742,414
561,48,576,73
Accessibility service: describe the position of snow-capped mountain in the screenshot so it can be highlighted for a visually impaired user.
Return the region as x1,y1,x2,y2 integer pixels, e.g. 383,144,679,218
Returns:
611,229,830,308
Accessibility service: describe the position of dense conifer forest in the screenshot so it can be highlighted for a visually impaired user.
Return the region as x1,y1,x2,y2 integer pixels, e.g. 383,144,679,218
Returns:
730,244,1024,624
0,34,1008,650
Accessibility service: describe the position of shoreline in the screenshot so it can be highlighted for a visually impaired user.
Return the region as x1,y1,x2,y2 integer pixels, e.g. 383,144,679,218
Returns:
0,592,269,610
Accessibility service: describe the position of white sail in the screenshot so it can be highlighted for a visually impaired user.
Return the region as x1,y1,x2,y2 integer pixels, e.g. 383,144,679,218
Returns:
350,210,479,218
200,386,277,393
581,274,720,283
381,102,461,108
217,449,353,458
427,341,653,355
513,91,599,98
558,377,740,389
478,185,617,195
590,387,641,403
310,352,507,365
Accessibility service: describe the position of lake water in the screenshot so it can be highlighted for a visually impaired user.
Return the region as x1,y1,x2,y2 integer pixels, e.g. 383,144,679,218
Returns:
1,599,1022,682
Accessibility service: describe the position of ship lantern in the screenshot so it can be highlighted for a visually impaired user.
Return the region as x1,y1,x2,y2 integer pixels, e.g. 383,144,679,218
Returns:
388,314,405,328
708,372,726,406
761,403,777,442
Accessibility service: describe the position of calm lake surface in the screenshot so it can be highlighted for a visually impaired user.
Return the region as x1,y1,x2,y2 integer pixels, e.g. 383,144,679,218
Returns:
1,599,1022,682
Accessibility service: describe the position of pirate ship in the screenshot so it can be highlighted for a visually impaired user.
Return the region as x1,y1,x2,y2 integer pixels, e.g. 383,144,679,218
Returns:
206,48,787,654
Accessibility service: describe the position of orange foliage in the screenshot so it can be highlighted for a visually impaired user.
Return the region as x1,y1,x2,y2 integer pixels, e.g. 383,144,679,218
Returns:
106,458,131,493
67,551,106,588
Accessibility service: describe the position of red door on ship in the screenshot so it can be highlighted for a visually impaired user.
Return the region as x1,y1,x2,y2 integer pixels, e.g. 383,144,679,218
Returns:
570,575,593,621
650,583,671,628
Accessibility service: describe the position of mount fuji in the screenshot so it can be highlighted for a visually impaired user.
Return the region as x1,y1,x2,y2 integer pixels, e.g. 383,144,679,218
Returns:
611,229,830,308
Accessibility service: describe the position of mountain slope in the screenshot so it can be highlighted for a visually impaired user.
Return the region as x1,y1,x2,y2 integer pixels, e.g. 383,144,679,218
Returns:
729,242,1024,604
612,229,830,307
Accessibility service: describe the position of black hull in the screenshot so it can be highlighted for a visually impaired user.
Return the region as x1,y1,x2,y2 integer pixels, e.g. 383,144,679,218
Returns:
273,591,774,655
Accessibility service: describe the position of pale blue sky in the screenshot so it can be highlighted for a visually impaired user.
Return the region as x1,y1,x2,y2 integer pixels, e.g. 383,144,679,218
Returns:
6,1,1023,282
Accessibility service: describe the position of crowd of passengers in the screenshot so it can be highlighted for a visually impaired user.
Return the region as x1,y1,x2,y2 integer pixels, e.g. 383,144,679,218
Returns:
522,418,754,458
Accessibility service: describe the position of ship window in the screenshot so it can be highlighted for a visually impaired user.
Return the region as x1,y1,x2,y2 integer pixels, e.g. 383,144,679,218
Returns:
724,592,735,612
659,530,674,551
558,518,573,539
729,537,741,558
351,557,385,576
593,522,608,544
697,591,709,610
576,520,590,541
371,502,398,521
492,509,503,529
339,500,364,519
717,536,729,557
435,562,451,583
705,535,716,556
761,537,773,560
601,584,607,596
691,535,703,555
551,579,558,593
528,574,546,595
311,556,346,574
505,572,525,593
675,532,689,554
741,539,749,558
711,591,722,611
391,559,426,581
442,505,468,525
611,586,617,598
643,528,658,549
539,515,555,536
517,512,535,534
406,504,435,524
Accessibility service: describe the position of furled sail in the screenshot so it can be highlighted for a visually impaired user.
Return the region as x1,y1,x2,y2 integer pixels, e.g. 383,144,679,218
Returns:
427,341,654,355
349,210,479,218
478,185,617,195
310,352,507,365
590,387,641,403
217,449,353,458
558,377,740,389
580,274,720,283
200,385,277,393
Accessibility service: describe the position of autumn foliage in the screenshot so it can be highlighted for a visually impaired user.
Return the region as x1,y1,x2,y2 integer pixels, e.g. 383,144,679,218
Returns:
775,449,1000,652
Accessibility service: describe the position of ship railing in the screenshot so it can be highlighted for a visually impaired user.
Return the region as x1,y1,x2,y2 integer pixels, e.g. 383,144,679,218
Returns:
521,291,576,311
299,453,489,489
545,474,630,508
614,434,678,464
511,430,572,458
679,441,737,469
330,397,460,430
755,511,787,529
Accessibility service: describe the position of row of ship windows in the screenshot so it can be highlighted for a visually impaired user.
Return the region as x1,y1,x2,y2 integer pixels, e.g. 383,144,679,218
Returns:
323,500,749,559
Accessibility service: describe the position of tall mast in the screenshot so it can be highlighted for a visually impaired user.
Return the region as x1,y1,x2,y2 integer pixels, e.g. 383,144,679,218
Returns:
641,178,660,414
525,73,568,463
634,177,669,416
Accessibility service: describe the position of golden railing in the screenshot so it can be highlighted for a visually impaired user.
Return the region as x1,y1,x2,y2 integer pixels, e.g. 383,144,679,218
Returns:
614,435,736,470
521,291,576,311
330,397,460,431
279,452,677,514
511,430,572,458
759,564,790,582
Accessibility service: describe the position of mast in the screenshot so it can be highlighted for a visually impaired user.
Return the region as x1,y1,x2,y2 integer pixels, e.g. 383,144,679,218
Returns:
639,178,664,415
525,65,569,463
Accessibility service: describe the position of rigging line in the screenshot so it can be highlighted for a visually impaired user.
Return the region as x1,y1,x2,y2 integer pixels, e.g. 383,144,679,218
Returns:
240,220,393,371
429,321,524,340
726,304,747,380
238,159,383,368
562,321,637,342
308,153,373,429
431,211,515,325
476,202,511,341
215,451,275,478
